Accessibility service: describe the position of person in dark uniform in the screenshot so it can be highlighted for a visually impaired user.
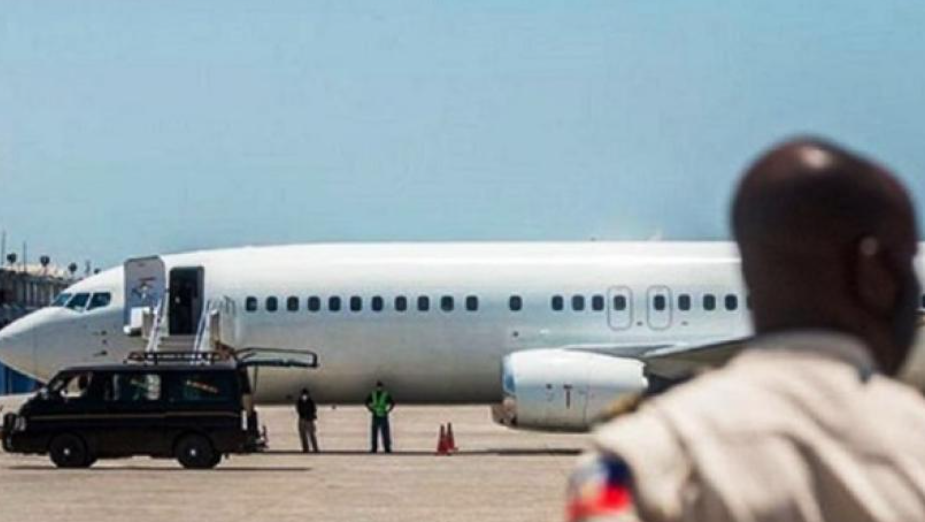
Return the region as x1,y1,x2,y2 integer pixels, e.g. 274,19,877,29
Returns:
296,388,319,453
366,381,395,453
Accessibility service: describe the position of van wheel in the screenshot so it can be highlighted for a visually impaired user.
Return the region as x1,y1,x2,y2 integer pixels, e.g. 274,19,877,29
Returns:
49,434,90,469
176,435,217,469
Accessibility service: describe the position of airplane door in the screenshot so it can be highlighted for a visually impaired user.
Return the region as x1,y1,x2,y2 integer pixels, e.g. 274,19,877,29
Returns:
607,287,633,330
123,256,166,331
168,267,204,336
647,286,672,330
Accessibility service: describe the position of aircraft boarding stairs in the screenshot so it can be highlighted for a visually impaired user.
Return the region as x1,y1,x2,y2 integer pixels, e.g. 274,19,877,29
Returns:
139,297,237,355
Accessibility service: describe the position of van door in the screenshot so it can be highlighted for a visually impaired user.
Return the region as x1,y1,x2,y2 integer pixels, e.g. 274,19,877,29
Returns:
168,267,204,336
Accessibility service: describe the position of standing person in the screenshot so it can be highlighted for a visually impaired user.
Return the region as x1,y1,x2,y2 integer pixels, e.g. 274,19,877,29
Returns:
296,388,319,453
567,138,925,522
366,381,395,453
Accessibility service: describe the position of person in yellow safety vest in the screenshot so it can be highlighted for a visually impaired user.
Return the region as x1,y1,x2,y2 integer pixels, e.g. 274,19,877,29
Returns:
365,381,395,453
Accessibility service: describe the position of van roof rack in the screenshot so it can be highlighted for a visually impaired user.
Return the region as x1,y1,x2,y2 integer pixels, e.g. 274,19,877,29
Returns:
125,351,233,366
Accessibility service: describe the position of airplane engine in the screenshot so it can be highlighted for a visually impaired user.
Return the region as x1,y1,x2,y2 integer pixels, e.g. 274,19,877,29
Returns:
491,349,647,432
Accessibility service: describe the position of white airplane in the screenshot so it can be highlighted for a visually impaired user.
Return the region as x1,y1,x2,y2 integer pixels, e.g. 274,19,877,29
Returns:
0,242,922,432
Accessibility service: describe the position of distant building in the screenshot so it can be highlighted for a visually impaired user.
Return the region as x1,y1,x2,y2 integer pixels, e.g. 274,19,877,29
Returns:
0,265,74,394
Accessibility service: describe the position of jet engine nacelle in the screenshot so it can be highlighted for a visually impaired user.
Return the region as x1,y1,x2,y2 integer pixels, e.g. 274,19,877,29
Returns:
492,349,647,432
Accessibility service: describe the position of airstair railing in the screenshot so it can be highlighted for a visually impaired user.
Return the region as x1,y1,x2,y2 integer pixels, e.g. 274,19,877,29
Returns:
144,298,166,353
193,299,214,354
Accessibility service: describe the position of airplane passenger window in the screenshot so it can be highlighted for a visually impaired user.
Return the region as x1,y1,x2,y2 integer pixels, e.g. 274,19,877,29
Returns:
245,297,258,312
266,297,278,312
66,293,91,311
613,295,627,311
328,296,342,312
509,295,523,312
572,295,585,312
703,294,717,311
88,292,112,310
371,296,384,312
551,295,564,311
591,295,604,312
350,296,363,312
417,296,430,312
653,295,667,311
287,296,299,312
395,296,408,312
307,296,321,312
465,295,479,312
441,296,454,312
51,292,72,307
678,294,691,312
725,295,739,311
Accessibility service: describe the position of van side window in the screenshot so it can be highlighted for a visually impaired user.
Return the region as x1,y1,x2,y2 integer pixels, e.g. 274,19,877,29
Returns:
328,296,342,312
307,296,321,312
245,297,258,312
168,373,233,403
703,294,717,311
88,292,112,310
107,373,161,402
418,296,430,312
395,296,408,312
350,296,363,312
287,296,299,312
371,296,384,312
441,296,454,312
266,297,278,312
725,294,739,311
572,295,585,312
678,294,691,312
465,295,479,312
591,295,605,312
509,295,523,312
551,295,564,311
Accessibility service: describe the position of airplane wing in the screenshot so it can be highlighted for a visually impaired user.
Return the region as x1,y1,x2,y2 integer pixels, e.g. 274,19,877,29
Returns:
640,312,925,388
640,337,750,392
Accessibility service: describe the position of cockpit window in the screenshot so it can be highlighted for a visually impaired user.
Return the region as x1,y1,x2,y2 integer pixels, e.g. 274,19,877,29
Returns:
88,292,112,310
66,293,91,311
51,293,73,307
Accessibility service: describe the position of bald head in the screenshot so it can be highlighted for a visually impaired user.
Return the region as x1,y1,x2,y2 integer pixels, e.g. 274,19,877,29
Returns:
733,138,920,374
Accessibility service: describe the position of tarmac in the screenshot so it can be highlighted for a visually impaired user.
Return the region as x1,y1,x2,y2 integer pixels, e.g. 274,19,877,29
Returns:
0,404,588,522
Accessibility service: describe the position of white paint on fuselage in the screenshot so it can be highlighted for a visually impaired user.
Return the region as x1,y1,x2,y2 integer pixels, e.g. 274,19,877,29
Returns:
3,241,922,405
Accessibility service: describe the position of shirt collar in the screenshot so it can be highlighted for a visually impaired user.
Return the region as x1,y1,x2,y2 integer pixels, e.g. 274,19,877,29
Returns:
748,329,878,381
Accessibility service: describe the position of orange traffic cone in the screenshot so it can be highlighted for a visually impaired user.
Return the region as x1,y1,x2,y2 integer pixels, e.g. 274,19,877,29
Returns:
436,424,449,455
446,422,457,453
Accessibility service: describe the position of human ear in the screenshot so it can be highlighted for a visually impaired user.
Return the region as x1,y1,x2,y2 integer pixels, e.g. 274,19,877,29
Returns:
854,237,898,317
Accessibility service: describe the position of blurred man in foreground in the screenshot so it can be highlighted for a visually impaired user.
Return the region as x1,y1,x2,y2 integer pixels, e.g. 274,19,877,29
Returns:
568,138,925,522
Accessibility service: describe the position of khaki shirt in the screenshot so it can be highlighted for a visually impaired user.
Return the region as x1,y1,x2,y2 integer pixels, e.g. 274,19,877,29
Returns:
582,331,925,522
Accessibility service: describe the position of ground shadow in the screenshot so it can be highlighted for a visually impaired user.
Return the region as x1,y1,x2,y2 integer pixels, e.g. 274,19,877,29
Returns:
8,465,311,472
264,448,582,457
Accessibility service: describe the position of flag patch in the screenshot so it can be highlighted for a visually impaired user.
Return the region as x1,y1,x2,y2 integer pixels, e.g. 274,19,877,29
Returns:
567,456,636,522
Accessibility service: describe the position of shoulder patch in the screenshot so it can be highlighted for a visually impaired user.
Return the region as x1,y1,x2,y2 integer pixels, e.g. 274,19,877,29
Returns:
567,455,637,522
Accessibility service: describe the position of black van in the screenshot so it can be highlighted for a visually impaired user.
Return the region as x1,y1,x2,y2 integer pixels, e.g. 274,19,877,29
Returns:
1,349,316,469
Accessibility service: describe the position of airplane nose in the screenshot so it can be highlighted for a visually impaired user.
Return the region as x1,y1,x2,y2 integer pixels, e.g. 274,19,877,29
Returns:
0,317,36,377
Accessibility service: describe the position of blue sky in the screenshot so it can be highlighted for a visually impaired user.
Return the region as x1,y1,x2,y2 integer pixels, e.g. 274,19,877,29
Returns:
1,0,924,269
